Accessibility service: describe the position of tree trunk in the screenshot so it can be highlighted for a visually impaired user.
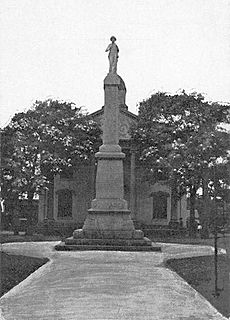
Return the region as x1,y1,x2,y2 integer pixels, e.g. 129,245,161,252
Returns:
189,185,197,237
26,189,35,235
169,173,178,228
201,171,210,238
27,190,34,216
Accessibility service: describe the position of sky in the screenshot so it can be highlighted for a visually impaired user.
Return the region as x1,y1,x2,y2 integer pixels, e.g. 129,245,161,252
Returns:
0,0,230,128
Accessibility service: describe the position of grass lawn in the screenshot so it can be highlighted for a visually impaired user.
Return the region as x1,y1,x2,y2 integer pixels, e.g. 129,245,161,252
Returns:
166,255,230,318
0,252,49,297
0,232,62,244
149,233,230,250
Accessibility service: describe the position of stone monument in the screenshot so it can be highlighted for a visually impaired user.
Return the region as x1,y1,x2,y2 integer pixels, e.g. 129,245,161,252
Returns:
55,37,161,251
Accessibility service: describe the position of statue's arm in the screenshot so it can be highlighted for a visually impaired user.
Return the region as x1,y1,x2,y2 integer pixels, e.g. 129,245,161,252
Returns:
105,44,111,52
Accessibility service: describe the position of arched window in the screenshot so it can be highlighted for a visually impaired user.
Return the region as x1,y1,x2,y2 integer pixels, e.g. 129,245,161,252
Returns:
57,189,73,218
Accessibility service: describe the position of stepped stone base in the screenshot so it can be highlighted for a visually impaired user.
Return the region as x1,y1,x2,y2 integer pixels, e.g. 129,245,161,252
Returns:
55,212,162,252
55,236,161,252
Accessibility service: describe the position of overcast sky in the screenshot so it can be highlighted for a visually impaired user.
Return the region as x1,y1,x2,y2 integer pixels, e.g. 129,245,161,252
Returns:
1,0,230,128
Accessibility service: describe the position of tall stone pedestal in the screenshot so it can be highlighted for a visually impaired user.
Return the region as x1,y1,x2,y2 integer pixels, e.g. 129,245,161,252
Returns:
55,73,161,252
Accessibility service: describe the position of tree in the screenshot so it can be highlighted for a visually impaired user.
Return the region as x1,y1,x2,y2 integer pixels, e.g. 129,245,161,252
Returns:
2,99,101,216
131,91,230,236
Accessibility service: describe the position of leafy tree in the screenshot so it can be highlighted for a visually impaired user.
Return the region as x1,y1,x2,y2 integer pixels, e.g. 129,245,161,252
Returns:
132,91,230,236
2,99,101,215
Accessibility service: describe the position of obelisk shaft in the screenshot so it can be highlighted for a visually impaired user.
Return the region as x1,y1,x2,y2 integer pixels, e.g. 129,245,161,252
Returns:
103,82,119,146
82,73,135,239
92,73,127,211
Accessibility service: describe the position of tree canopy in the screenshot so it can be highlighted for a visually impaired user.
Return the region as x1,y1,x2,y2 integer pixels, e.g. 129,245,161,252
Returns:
2,99,101,204
131,91,230,234
132,91,229,186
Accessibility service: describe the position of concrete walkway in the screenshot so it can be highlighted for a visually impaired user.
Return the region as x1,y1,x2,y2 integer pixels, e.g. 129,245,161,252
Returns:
0,241,228,320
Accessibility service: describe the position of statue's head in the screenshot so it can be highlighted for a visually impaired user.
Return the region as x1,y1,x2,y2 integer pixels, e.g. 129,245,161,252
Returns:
110,36,116,42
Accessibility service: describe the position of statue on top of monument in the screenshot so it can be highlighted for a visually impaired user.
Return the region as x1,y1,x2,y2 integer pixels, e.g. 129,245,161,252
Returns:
105,36,119,74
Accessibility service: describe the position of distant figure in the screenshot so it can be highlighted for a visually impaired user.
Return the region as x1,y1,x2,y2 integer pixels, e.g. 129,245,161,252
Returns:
105,36,119,73
0,197,4,214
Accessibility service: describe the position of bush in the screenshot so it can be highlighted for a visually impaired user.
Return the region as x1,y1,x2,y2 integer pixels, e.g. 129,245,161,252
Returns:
35,220,83,237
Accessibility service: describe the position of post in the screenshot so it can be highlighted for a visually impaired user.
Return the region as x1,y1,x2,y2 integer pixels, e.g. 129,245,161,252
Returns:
213,165,219,296
214,228,218,296
0,130,2,231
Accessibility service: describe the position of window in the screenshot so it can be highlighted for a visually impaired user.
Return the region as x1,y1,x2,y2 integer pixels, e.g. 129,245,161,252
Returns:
152,191,168,219
57,189,73,218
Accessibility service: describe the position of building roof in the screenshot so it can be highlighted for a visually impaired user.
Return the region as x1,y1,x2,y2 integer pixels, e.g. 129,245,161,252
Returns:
90,106,138,141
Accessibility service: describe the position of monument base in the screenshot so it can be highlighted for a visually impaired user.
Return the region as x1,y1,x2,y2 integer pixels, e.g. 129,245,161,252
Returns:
55,239,161,252
82,210,137,239
55,211,161,252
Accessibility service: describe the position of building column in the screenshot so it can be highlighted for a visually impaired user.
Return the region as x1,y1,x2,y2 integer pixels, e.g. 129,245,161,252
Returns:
44,189,48,219
38,190,47,222
130,146,136,219
90,155,96,199
53,175,58,220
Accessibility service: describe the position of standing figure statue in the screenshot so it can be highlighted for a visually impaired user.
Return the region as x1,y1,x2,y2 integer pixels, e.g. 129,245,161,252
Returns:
105,36,119,74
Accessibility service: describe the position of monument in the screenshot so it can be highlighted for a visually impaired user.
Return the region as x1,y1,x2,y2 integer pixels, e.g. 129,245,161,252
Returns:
55,37,161,251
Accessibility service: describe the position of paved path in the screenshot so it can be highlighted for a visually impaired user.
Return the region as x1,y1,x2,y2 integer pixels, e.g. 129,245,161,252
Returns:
0,242,228,320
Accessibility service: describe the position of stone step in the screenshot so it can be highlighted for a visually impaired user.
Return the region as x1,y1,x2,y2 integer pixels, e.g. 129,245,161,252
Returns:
55,242,162,252
65,236,153,247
